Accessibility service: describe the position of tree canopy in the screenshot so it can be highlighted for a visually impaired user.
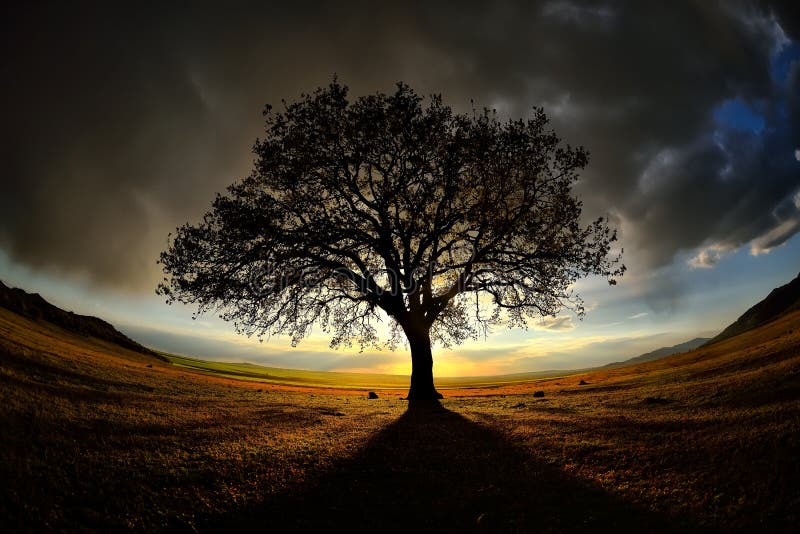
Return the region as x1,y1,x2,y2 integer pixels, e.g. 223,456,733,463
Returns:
157,80,624,399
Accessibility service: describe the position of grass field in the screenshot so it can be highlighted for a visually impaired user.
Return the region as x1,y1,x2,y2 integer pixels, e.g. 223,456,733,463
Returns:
162,352,576,390
1,306,799,531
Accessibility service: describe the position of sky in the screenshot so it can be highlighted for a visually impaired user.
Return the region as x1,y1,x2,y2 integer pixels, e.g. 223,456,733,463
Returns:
2,1,799,377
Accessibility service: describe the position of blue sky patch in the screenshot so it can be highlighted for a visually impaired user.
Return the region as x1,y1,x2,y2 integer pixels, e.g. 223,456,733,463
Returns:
771,40,800,83
713,98,766,134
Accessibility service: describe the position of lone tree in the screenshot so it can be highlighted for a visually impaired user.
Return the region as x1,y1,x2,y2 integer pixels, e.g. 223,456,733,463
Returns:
158,81,624,400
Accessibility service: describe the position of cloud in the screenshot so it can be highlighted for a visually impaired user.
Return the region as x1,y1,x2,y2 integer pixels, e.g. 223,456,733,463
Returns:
689,244,734,269
750,217,800,255
540,1,616,27
689,250,724,269
1,1,798,295
533,315,575,331
628,312,649,320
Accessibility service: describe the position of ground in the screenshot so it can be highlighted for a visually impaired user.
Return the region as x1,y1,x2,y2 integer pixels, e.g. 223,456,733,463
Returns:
1,306,798,531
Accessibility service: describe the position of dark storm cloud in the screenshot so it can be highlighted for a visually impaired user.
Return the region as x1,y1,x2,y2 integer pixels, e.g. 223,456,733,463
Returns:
2,1,798,291
760,0,800,39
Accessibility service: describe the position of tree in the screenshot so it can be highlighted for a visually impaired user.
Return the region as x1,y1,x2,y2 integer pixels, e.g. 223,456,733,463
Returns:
157,80,624,400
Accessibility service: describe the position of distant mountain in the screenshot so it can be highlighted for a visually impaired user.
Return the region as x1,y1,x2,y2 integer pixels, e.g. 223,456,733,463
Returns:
0,280,157,356
602,337,711,368
706,272,800,346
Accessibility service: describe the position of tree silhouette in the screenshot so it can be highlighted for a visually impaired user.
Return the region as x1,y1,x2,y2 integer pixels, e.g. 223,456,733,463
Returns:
157,80,624,400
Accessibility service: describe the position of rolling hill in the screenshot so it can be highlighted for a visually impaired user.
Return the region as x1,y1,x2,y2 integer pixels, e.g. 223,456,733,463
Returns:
0,281,711,387
0,280,159,357
0,280,574,390
3,273,799,386
602,337,711,368
707,271,800,346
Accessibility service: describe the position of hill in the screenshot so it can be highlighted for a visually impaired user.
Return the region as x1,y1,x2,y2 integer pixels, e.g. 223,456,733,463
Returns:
0,280,158,357
603,337,710,368
707,271,800,345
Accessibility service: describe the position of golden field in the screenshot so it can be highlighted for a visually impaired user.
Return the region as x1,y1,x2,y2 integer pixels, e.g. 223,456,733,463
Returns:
1,306,798,531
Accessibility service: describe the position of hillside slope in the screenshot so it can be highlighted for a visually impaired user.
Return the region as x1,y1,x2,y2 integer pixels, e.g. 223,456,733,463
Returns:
707,272,800,346
603,337,710,368
0,280,157,356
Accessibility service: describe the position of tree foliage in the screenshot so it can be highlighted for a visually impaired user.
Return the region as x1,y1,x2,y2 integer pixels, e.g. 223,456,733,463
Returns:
158,80,624,362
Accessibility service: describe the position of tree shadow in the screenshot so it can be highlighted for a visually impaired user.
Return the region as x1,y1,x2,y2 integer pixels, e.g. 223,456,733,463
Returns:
211,401,678,532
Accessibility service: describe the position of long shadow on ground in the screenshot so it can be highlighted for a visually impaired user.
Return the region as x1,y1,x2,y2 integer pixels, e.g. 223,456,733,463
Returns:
210,401,677,532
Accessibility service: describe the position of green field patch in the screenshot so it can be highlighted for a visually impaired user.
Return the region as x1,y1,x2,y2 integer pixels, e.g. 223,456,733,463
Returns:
161,352,576,390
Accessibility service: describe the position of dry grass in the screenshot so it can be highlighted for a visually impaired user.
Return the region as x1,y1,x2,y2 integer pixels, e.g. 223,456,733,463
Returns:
1,306,798,531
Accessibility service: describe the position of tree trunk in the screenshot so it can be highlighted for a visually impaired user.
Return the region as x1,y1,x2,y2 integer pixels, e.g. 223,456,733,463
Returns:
405,326,443,401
